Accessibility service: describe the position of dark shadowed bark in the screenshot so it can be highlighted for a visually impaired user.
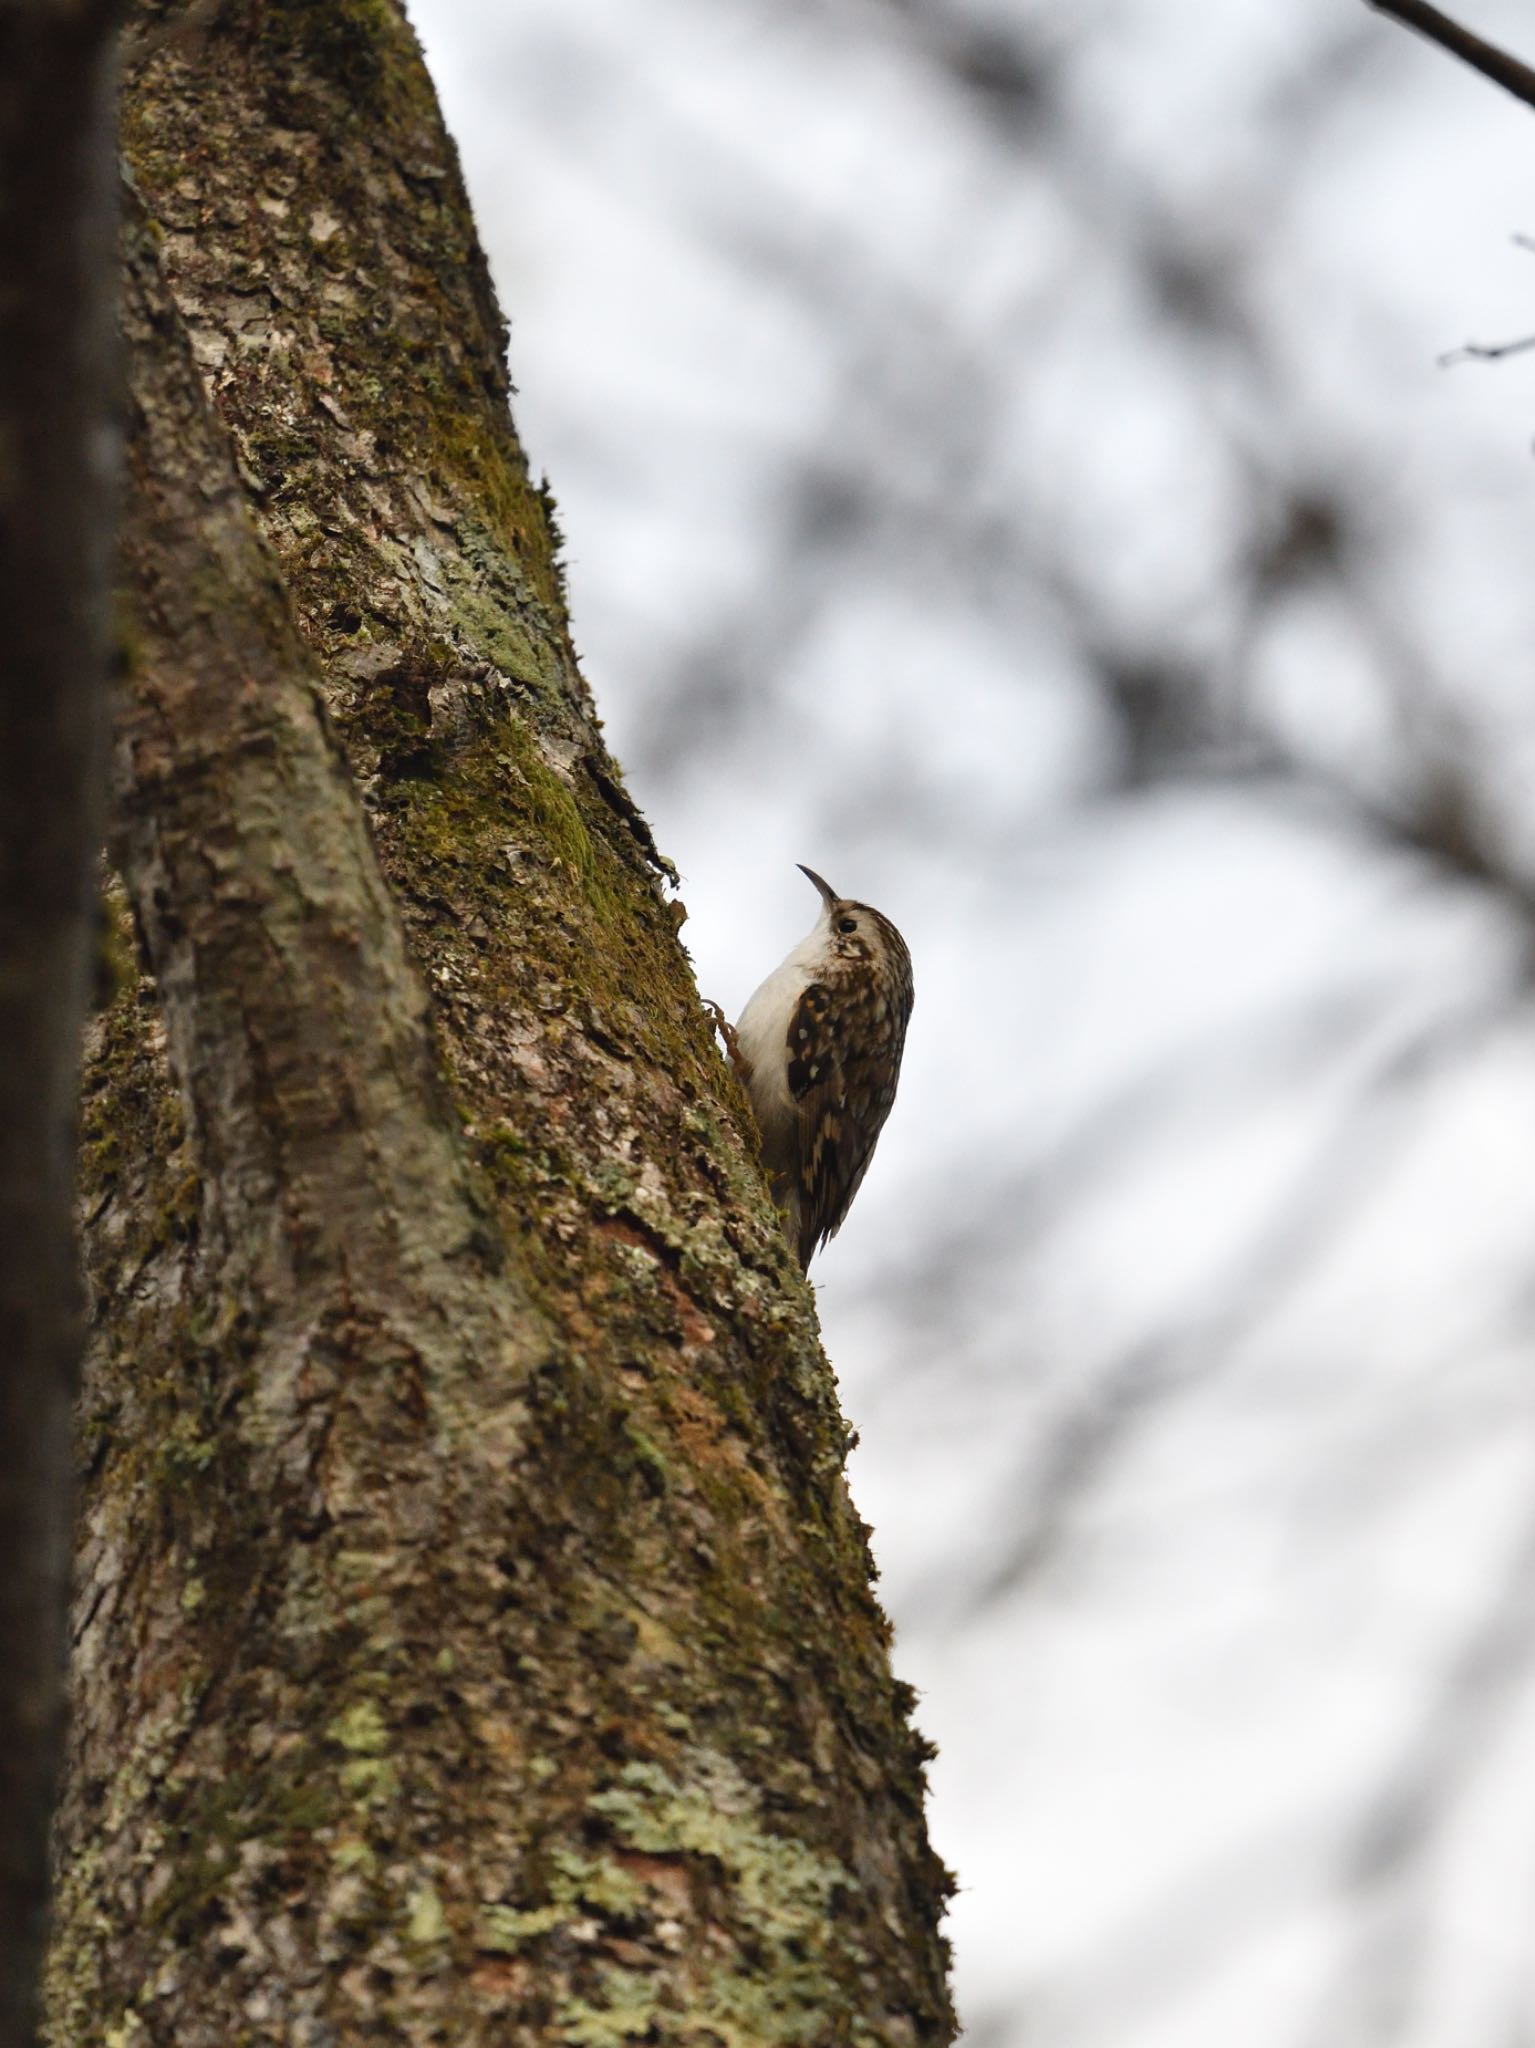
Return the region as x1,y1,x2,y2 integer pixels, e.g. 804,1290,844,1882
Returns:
0,6,121,2044
44,3,953,2043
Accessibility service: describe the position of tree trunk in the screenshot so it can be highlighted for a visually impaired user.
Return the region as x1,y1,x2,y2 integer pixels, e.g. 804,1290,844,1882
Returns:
0,7,121,2044
45,5,954,2043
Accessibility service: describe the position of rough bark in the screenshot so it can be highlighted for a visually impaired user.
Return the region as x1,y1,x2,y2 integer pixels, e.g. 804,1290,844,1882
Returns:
0,6,121,2044
46,4,954,2044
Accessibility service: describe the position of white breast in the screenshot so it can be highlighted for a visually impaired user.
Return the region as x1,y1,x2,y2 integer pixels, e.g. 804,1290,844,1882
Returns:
734,924,826,1153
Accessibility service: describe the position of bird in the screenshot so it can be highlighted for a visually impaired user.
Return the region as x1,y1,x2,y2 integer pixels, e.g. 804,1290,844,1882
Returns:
730,864,913,1271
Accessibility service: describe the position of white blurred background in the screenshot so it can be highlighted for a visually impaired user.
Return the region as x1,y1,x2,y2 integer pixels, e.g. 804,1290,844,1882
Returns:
407,3,1535,2040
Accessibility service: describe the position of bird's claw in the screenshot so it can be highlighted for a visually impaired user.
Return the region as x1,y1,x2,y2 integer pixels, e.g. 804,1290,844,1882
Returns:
704,1000,749,1080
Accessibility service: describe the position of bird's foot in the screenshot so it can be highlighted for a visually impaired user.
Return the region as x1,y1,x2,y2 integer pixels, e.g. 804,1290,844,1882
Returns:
704,1000,750,1082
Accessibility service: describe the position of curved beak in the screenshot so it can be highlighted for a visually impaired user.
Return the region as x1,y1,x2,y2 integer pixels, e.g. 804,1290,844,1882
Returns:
797,864,839,909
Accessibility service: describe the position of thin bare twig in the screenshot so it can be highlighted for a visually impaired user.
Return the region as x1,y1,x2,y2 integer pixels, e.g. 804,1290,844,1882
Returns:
1366,0,1535,112
1439,334,1535,366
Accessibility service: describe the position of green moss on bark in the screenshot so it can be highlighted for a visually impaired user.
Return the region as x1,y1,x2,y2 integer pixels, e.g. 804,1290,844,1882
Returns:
55,4,955,2043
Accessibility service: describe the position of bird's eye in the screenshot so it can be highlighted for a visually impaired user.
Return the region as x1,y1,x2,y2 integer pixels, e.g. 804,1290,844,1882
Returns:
838,916,857,933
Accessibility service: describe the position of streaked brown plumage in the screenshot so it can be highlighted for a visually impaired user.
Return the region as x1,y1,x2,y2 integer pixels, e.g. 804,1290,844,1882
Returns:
734,865,913,1269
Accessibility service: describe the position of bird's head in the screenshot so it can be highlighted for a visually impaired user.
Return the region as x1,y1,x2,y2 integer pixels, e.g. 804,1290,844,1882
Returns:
797,863,911,989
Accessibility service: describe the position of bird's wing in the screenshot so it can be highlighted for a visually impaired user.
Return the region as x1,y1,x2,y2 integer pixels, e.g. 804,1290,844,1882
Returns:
785,980,884,1268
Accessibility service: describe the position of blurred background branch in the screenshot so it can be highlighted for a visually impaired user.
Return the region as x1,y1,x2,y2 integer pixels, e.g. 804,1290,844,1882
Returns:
1366,0,1535,112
